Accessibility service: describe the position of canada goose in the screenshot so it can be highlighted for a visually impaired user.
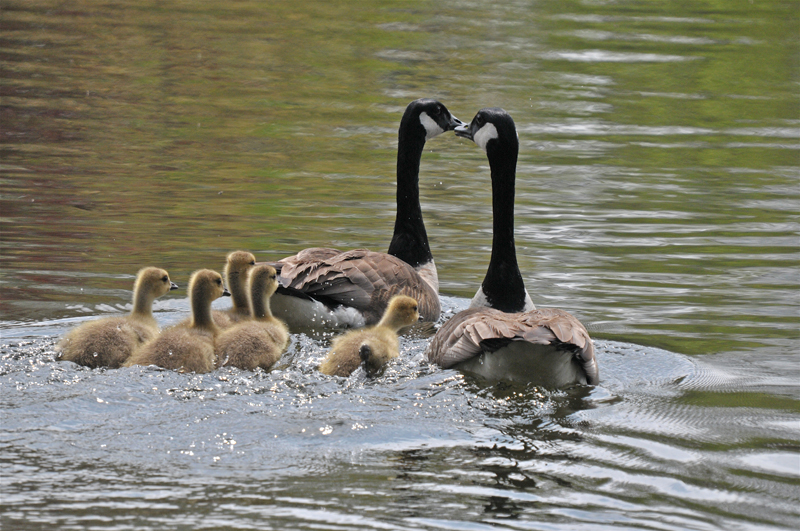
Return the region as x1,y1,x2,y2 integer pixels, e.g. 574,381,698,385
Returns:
425,108,599,387
263,99,463,331
124,269,230,373
56,267,178,368
319,295,420,377
215,265,290,372
176,251,255,329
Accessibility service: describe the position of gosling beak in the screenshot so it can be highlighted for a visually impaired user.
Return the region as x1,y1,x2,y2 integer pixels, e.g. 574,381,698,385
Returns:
222,288,231,297
455,122,473,141
170,282,179,291
447,114,466,131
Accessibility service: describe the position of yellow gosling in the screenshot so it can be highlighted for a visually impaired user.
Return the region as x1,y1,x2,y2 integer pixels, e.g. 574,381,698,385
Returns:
177,251,256,329
56,267,177,369
319,295,419,377
216,265,289,372
124,269,229,373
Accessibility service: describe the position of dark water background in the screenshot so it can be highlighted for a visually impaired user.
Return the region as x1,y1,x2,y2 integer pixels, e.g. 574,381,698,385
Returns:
1,1,798,529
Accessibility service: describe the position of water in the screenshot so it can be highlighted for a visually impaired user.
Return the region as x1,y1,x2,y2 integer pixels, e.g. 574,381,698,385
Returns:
2,0,798,529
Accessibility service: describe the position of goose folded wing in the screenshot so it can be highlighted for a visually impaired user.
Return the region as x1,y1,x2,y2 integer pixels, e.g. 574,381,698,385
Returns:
519,308,598,385
429,308,599,384
263,249,439,321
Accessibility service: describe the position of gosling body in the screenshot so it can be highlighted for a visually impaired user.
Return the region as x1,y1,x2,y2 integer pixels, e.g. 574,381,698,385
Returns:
320,295,420,377
216,265,290,372
56,267,178,368
125,269,230,373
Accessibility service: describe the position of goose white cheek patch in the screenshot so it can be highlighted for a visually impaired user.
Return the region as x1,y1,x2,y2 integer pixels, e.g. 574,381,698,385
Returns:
419,112,444,139
473,123,498,152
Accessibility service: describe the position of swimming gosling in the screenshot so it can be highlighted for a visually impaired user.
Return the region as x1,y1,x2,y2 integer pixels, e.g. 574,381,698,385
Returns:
56,267,178,369
124,269,230,373
319,295,420,377
176,250,256,329
215,265,290,372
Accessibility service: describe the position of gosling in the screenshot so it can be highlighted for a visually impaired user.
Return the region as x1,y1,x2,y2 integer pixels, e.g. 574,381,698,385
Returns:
177,250,256,329
124,269,230,373
56,267,178,369
215,265,290,372
319,295,419,377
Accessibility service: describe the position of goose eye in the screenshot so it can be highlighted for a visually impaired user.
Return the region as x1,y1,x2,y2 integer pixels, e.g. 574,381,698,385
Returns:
270,274,276,280
216,279,222,285
413,305,418,312
250,261,256,266
162,276,168,282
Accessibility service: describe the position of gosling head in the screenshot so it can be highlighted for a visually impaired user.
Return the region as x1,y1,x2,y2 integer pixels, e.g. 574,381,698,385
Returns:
248,264,280,299
135,267,179,298
404,99,465,141
384,295,420,329
224,250,257,280
455,107,518,155
188,269,230,303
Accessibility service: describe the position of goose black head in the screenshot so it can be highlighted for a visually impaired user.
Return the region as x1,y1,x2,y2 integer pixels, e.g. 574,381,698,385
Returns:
402,98,465,141
455,107,518,154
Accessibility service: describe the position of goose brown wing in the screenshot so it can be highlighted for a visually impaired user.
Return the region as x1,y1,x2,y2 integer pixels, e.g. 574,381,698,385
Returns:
427,307,598,384
261,248,440,324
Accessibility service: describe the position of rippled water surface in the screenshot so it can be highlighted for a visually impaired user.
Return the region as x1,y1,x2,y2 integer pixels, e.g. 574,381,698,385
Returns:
2,1,799,529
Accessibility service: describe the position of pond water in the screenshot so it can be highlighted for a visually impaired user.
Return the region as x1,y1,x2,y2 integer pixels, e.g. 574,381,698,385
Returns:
1,0,798,529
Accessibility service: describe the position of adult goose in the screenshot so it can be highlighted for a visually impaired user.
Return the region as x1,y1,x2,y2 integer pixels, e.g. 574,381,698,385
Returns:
264,99,463,331
425,108,599,387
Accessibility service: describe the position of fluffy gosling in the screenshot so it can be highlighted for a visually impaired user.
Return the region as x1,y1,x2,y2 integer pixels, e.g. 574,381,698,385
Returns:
177,251,256,330
56,267,177,369
319,295,419,377
215,265,290,372
124,269,229,373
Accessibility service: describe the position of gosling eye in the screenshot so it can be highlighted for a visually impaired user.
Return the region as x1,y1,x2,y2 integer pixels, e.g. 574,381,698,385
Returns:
413,305,418,312
250,261,256,266
162,276,169,283
270,274,276,280
216,279,222,286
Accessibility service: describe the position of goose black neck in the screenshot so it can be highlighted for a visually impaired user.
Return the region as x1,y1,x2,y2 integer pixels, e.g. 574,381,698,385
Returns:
387,118,433,269
482,141,528,313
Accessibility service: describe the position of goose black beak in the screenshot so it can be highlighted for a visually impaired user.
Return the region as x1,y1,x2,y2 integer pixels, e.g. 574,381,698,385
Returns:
455,123,473,141
222,288,231,297
170,282,179,291
447,114,466,131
